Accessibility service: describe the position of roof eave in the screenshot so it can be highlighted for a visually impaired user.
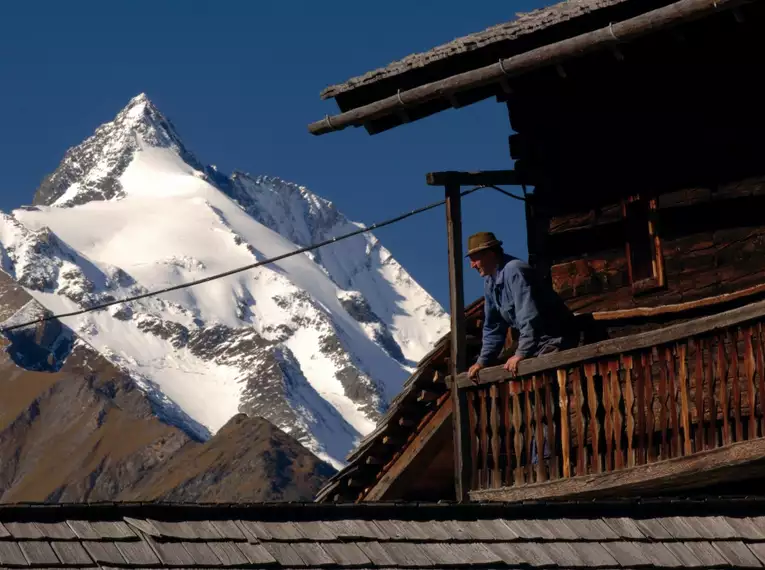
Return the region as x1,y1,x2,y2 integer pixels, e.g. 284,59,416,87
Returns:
317,0,638,103
309,0,744,137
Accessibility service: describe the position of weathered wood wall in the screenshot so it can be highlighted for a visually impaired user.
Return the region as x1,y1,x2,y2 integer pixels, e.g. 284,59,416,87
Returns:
379,418,455,501
548,178,765,314
505,1,765,333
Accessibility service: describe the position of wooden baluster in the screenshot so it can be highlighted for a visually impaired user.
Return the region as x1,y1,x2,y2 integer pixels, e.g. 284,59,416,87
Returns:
598,362,614,472
511,385,524,485
706,337,718,449
584,363,601,474
502,383,513,486
694,338,705,452
635,354,647,465
572,367,587,475
524,382,534,482
658,348,670,460
533,376,546,482
609,359,624,470
757,323,765,438
478,389,489,488
677,342,692,456
479,386,491,489
489,384,501,487
730,330,743,443
622,356,636,468
665,346,680,458
744,326,757,441
544,372,559,480
557,369,570,478
644,351,656,463
718,335,732,446
468,391,479,489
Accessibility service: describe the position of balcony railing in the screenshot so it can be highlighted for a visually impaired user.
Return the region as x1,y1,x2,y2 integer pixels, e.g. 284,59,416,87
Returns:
452,298,765,501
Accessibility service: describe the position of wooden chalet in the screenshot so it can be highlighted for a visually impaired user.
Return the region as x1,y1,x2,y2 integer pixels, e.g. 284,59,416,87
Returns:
310,0,765,504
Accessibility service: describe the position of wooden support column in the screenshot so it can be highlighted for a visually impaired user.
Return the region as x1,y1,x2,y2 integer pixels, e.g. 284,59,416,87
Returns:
427,169,521,501
444,182,470,502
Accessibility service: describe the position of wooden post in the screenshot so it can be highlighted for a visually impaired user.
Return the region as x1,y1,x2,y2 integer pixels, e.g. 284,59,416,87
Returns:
445,182,470,501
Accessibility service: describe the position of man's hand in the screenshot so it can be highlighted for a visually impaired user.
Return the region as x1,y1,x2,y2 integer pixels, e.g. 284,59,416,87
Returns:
503,354,525,377
468,362,484,383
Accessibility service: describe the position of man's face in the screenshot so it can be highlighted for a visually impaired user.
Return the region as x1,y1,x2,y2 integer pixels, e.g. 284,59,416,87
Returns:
469,249,498,277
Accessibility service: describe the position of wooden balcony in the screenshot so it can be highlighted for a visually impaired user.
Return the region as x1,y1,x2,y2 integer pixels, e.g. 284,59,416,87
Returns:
451,298,765,502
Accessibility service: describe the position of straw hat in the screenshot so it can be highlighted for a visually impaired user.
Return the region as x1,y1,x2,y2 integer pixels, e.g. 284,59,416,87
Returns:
465,231,503,257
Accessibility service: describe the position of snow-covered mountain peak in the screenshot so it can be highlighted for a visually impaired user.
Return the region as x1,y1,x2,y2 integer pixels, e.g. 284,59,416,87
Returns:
32,93,201,208
120,92,157,122
6,94,450,468
123,92,153,113
115,92,187,150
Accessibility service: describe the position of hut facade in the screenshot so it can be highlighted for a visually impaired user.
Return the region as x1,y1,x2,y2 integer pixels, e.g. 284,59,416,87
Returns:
310,0,765,504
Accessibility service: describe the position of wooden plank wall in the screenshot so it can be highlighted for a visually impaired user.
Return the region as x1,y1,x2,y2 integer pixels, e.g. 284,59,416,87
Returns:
548,178,765,314
505,2,765,336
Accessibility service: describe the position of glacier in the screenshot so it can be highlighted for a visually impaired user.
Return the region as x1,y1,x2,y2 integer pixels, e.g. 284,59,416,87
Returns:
0,93,450,468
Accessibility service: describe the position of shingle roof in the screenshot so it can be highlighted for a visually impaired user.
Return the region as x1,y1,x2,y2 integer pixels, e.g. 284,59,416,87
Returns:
4,498,765,568
320,0,635,100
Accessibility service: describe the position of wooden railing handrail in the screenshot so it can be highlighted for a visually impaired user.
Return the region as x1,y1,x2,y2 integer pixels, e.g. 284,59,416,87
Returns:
454,297,765,389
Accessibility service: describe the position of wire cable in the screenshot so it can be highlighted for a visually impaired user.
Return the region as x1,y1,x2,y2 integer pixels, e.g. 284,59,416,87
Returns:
483,185,527,202
2,184,517,333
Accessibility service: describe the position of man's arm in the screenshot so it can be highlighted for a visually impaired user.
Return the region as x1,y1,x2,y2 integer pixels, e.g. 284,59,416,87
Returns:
508,264,544,358
477,289,509,365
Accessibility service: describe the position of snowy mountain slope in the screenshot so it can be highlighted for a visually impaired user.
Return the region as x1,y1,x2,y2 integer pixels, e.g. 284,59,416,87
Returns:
227,173,447,368
1,93,449,468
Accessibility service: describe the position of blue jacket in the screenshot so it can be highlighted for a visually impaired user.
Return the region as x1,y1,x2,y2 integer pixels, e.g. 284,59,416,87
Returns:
478,255,575,365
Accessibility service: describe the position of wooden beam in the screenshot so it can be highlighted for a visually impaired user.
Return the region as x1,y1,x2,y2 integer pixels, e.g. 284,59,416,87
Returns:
308,0,747,135
426,170,521,187
469,436,765,502
363,401,452,501
417,390,440,402
588,281,765,321
445,182,470,502
456,296,765,389
343,423,389,463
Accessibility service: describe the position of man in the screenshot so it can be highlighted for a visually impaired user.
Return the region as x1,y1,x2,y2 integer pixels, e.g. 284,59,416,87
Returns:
466,231,577,381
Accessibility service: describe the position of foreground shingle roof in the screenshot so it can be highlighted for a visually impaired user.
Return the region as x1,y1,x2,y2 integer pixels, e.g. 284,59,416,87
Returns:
4,498,765,568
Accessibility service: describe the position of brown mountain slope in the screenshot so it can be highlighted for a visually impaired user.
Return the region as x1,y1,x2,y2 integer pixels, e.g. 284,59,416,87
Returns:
122,413,335,502
0,272,334,502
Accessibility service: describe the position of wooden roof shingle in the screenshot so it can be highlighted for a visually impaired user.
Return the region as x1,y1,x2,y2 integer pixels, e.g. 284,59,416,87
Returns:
3,499,765,568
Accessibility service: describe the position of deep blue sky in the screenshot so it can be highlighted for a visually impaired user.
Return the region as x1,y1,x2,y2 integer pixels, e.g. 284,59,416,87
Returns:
0,0,553,309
